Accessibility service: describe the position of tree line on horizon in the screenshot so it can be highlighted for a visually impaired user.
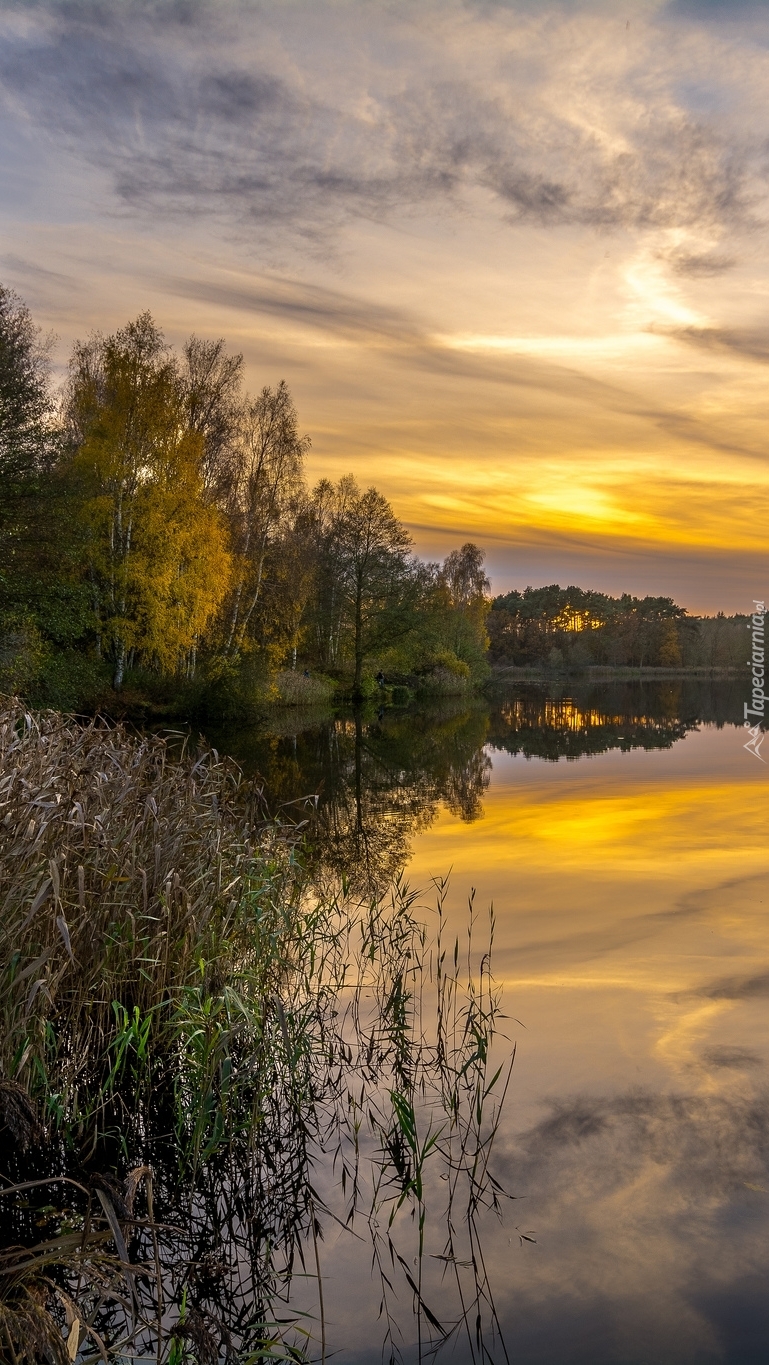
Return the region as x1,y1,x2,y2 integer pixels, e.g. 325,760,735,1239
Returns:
0,285,748,716
0,286,491,713
488,583,749,671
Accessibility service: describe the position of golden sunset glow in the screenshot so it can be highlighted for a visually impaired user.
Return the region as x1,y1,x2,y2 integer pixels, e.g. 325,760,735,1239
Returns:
2,1,768,609
4,8,769,1355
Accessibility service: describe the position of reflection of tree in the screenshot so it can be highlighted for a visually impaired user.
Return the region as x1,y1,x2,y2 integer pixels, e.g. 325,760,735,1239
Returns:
210,678,748,893
486,679,747,761
219,700,491,896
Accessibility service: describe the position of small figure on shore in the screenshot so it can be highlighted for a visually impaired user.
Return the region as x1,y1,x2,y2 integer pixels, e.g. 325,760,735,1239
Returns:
376,671,385,688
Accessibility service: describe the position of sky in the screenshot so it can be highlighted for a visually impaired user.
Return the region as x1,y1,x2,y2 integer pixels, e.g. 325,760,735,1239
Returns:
2,0,769,611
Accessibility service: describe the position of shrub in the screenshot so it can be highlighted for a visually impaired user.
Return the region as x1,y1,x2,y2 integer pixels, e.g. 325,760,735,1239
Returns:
418,665,473,696
0,617,45,695
272,669,335,706
430,649,471,679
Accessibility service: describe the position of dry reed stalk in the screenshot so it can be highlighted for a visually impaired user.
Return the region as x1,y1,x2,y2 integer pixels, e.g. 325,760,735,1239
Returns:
0,700,301,1123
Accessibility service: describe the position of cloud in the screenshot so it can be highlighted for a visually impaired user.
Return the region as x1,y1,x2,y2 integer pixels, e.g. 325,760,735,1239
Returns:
693,968,769,1000
663,249,737,277
0,1,767,247
161,272,425,346
158,262,769,476
667,0,769,19
701,1045,764,1069
664,325,769,364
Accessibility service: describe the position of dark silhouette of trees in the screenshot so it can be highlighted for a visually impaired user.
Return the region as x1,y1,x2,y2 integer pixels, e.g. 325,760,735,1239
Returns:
488,585,695,670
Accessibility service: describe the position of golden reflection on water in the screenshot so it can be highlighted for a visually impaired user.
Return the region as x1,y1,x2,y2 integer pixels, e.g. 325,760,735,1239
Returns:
401,725,769,1359
408,728,769,977
223,692,768,1359
500,696,681,733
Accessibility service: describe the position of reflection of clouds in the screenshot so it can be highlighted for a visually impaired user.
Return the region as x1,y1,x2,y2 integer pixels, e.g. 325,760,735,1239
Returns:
485,1085,769,1361
406,726,769,1361
513,1089,769,1199
433,777,769,875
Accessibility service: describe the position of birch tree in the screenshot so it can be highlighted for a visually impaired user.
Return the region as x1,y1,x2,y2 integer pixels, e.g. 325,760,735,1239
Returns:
224,380,309,656
67,315,231,687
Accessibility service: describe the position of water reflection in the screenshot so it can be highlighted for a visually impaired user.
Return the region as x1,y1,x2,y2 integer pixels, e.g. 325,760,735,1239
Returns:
211,679,769,1363
213,698,492,894
212,679,748,894
488,678,746,761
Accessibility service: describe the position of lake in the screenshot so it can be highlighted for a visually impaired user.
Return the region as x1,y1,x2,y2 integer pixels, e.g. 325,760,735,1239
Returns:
210,677,769,1364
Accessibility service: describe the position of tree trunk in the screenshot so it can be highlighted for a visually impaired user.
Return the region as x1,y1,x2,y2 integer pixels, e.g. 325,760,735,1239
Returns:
354,709,363,835
113,638,126,690
353,576,364,698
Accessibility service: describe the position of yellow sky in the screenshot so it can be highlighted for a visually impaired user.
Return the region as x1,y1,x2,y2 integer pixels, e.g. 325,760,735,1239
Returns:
2,0,769,608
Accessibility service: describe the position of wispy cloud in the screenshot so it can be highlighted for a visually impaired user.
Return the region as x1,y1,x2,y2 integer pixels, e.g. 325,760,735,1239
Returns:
2,1,769,607
1,1,767,247
666,324,769,363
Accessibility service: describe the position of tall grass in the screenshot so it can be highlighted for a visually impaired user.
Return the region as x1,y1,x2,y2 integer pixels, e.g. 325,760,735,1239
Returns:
0,702,512,1364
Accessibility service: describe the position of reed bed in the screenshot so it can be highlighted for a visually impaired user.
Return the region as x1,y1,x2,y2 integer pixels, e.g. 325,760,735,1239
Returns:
0,702,512,1365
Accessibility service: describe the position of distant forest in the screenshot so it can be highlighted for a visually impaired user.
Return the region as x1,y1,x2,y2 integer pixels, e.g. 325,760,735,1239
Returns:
0,285,748,718
488,585,748,671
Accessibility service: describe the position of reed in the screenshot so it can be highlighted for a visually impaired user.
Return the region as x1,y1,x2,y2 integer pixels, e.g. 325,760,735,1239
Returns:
0,702,512,1364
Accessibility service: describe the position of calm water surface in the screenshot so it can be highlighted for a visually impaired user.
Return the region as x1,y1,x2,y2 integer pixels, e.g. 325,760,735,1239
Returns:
214,681,769,1364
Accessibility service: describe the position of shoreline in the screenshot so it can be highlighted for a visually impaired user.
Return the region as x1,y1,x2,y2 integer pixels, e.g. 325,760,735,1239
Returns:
488,665,744,682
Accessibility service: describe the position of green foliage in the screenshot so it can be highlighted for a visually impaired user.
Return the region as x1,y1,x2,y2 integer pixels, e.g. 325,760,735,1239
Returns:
0,615,45,695
0,287,493,715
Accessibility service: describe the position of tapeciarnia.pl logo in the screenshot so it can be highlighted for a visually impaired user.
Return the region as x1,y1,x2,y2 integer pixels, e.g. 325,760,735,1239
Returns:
744,599,766,762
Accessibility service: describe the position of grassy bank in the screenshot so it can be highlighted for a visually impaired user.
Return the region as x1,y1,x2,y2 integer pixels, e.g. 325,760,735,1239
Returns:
0,643,486,726
0,702,510,1364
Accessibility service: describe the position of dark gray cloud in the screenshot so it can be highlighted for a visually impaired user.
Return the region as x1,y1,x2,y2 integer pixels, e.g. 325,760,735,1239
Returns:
161,273,425,345
701,1045,764,1069
665,249,737,277
664,325,769,364
0,1,764,245
692,968,769,1000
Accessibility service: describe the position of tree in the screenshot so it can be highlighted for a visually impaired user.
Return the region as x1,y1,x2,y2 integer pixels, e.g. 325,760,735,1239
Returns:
182,335,244,501
442,543,489,609
0,285,55,491
439,542,491,671
263,502,318,669
223,381,309,656
319,478,418,696
67,314,232,688
0,285,58,600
